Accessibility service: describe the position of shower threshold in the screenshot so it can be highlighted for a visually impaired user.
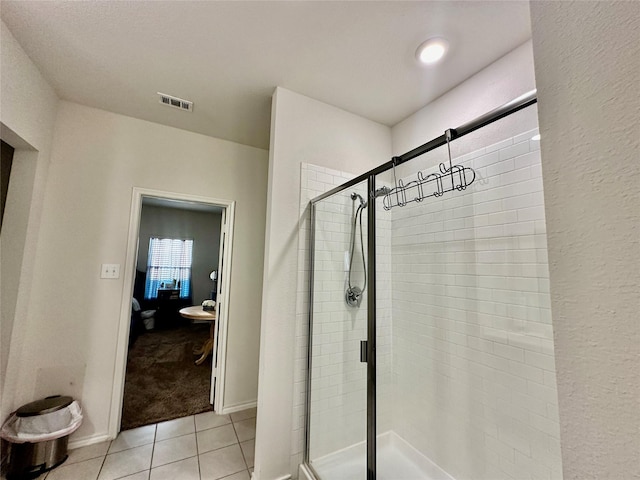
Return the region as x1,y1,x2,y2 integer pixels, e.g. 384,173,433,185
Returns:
302,431,455,480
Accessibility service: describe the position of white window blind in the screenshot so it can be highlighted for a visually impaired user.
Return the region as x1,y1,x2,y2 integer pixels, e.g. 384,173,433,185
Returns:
144,238,193,299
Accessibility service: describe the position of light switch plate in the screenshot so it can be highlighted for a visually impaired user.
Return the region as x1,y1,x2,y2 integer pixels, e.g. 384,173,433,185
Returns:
101,263,120,279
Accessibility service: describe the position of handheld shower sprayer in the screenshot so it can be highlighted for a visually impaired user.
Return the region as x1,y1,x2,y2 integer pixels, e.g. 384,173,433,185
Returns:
345,186,390,307
351,192,365,207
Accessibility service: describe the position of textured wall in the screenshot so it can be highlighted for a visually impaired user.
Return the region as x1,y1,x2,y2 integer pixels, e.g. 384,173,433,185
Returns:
530,2,640,478
0,20,59,420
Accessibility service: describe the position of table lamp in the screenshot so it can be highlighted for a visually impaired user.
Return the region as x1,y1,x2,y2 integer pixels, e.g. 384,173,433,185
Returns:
210,270,217,300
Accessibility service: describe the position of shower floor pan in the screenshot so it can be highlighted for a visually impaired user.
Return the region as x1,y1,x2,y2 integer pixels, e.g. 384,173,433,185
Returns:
307,431,454,480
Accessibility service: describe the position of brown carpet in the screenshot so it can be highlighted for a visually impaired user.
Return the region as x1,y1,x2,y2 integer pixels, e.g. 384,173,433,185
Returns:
121,324,213,431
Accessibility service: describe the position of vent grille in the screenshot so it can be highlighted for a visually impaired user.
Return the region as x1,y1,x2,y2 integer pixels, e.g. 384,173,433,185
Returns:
157,92,193,112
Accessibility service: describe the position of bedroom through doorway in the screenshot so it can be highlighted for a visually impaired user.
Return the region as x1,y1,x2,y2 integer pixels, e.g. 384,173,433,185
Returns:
111,189,235,434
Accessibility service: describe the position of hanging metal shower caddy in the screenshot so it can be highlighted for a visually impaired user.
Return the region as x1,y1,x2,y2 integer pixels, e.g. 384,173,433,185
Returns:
382,129,477,210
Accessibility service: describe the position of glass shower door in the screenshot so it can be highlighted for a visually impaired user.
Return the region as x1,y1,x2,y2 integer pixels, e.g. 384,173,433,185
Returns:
307,180,369,479
373,107,561,480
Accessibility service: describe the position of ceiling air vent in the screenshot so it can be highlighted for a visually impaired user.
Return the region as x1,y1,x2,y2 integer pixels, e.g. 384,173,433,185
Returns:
157,92,193,112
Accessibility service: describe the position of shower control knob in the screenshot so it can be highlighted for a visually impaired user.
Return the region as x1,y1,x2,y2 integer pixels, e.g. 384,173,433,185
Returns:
346,286,363,307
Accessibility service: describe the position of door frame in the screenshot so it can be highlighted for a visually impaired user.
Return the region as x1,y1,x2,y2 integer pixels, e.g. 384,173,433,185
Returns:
108,187,235,437
210,204,235,411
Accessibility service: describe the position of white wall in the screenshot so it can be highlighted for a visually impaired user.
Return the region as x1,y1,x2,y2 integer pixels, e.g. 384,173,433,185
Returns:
530,2,640,478
392,41,537,157
255,88,391,479
8,101,268,443
137,205,222,305
0,20,59,421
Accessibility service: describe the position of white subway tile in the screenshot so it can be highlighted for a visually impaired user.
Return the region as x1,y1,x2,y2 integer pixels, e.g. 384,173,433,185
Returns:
513,129,539,145
493,342,525,362
499,141,530,161
487,158,516,178
527,381,559,404
488,210,519,225
525,350,556,371
529,412,561,439
486,138,514,154
508,360,544,384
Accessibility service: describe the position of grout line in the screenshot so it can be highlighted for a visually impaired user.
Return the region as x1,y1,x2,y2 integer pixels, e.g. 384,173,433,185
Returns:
89,414,254,480
217,469,249,479
141,454,199,474
95,441,110,480
193,420,202,480
148,424,157,475
230,421,250,471
196,440,240,458
231,420,241,444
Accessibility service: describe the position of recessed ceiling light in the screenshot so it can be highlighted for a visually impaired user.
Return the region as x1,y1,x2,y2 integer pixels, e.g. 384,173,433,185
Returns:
416,37,449,65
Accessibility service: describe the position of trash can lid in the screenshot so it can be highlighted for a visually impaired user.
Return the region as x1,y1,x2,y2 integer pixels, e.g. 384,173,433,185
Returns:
16,395,74,417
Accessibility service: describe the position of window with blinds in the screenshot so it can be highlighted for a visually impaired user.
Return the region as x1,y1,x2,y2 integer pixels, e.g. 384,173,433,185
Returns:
144,237,193,299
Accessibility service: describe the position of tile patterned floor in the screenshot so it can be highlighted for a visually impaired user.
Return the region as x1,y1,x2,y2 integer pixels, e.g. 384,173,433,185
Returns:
32,408,256,480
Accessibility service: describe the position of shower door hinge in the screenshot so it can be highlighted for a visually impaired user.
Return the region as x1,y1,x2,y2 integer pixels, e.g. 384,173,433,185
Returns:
360,340,368,363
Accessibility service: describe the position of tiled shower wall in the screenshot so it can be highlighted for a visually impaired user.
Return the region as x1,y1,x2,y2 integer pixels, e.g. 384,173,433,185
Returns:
294,128,561,480
389,128,562,479
291,165,392,474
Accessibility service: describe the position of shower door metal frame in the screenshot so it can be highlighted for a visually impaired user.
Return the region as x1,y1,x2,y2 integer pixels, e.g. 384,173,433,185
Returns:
365,173,377,480
304,200,318,478
304,89,538,480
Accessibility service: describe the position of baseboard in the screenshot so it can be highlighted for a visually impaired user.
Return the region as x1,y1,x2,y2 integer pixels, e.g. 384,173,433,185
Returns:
298,463,316,480
219,399,257,415
251,471,292,480
68,432,113,450
68,400,256,450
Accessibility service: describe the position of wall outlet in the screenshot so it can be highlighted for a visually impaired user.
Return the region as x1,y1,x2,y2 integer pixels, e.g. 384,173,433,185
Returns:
101,263,120,279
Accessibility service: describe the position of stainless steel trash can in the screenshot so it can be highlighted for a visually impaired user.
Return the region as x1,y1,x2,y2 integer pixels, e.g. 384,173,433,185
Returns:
5,396,74,479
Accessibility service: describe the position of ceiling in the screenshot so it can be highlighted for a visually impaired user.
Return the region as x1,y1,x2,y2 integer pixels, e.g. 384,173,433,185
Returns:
1,1,532,150
143,196,224,214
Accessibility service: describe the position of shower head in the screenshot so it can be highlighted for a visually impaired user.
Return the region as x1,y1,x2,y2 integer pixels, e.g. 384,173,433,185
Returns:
351,187,390,208
351,192,365,206
375,186,391,198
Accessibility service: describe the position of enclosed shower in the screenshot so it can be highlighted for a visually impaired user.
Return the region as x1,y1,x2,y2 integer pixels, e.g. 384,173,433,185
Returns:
302,91,563,480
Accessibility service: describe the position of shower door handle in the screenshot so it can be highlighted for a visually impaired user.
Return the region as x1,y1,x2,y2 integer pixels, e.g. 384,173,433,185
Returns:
360,340,368,363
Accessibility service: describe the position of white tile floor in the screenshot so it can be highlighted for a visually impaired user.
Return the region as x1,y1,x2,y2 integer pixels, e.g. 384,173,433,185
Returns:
35,408,256,480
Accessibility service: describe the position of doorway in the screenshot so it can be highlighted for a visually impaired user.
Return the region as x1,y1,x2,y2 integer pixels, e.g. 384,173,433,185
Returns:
110,188,235,436
1,139,15,230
